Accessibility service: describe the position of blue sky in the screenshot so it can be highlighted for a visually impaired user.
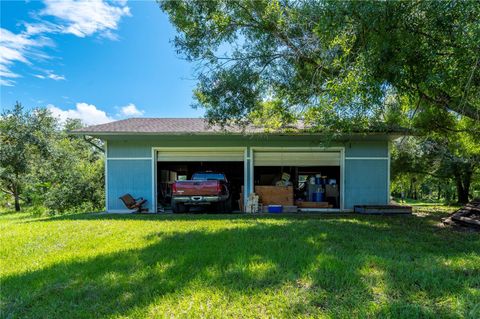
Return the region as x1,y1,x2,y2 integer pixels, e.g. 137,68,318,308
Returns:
0,0,203,125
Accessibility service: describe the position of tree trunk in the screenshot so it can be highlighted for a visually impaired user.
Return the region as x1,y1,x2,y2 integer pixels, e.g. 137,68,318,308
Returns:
455,171,471,204
408,178,414,199
456,184,469,203
13,183,20,212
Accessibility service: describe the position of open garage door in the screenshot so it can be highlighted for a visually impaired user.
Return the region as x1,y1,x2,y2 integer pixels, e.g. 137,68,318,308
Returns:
253,149,342,210
254,151,340,166
155,148,246,213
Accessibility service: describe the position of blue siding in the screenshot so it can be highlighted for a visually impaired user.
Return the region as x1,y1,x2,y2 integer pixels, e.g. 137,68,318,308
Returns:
344,159,388,208
345,141,388,157
107,141,151,158
107,159,152,211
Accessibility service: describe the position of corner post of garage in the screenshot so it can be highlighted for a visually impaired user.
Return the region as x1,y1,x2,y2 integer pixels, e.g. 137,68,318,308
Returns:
104,140,108,212
244,147,253,210
151,147,157,213
340,147,345,211
387,140,391,205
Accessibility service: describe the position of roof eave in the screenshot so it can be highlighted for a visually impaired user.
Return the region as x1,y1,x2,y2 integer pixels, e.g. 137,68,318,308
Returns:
69,130,408,140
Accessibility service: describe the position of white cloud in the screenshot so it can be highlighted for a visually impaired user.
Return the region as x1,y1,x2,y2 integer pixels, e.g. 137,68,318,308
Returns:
40,0,131,38
0,78,15,86
47,73,65,80
120,103,144,117
34,70,66,81
1,64,20,86
24,21,62,36
1,0,130,86
0,28,52,85
0,28,39,85
47,102,114,125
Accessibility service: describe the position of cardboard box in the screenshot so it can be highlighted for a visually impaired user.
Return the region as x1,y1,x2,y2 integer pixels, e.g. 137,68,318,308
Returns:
255,186,294,206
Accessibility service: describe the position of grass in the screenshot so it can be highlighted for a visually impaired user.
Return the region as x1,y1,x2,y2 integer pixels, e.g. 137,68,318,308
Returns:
394,198,461,207
1,207,479,318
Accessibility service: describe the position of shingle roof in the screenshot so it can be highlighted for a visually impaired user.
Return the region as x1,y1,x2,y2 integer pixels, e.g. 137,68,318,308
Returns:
71,117,407,137
71,118,273,135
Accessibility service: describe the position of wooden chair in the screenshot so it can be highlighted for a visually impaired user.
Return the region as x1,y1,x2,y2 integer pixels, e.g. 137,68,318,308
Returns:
119,194,148,213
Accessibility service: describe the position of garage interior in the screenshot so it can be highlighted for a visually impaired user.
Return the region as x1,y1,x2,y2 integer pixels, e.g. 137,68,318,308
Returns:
155,149,341,213
252,151,341,212
157,161,244,212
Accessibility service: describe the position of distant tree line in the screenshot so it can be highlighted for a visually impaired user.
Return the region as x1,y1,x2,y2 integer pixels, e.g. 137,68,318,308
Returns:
0,102,104,214
391,125,479,204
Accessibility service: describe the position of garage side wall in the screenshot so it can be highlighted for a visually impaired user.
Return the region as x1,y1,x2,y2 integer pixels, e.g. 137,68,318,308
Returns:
344,141,389,209
106,144,153,212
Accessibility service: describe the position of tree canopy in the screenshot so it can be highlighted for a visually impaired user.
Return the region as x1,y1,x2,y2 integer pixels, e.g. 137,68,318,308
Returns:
159,0,480,131
0,103,104,213
0,103,55,211
160,0,480,201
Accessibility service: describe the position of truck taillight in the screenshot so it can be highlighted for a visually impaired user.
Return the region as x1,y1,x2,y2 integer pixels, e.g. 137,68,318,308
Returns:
216,183,221,193
172,183,177,193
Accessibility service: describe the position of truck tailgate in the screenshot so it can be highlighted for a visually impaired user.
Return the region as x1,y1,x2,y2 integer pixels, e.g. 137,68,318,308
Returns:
173,180,220,196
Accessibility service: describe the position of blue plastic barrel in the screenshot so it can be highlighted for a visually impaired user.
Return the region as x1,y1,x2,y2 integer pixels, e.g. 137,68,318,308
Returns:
328,179,337,185
312,192,325,202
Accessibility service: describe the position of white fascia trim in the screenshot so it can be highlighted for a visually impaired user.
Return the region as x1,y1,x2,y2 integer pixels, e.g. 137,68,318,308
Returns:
107,157,152,160
345,157,389,160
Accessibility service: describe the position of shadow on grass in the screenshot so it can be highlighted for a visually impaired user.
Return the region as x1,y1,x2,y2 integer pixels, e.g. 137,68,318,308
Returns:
3,215,479,318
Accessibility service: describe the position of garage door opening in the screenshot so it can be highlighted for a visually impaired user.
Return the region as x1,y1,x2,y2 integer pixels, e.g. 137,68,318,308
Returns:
253,150,341,210
156,150,245,213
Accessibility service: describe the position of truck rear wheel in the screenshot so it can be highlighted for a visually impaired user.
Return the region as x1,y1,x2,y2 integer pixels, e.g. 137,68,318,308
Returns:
215,202,225,213
216,199,231,213
225,198,232,212
172,200,188,213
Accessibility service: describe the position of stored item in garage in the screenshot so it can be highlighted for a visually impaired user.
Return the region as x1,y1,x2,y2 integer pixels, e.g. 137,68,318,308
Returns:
268,205,283,213
296,201,330,208
171,171,231,213
255,186,294,206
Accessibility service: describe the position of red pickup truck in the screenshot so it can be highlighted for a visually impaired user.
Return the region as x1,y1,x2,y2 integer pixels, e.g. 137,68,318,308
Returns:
171,172,231,213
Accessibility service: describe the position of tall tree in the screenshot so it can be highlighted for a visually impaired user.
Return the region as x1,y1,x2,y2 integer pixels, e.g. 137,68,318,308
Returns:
0,103,55,211
40,119,105,214
392,114,480,203
159,0,480,129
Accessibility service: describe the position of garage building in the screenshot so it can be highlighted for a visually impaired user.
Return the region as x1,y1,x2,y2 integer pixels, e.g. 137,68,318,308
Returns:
73,118,399,213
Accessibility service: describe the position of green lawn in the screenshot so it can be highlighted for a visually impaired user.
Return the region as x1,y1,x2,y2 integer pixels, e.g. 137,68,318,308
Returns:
1,208,479,318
